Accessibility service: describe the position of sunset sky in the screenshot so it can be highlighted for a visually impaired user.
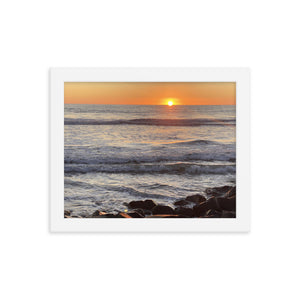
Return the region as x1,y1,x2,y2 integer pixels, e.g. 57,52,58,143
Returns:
64,82,236,105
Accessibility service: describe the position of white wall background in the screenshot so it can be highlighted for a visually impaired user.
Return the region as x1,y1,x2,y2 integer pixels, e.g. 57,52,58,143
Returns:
1,1,299,299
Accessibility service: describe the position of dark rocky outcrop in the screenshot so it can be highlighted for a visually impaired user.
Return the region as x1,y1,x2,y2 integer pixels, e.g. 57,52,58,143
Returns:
185,194,206,204
91,210,104,217
132,208,146,217
140,209,153,216
152,205,175,215
206,197,222,211
128,199,157,210
127,200,144,209
205,185,232,196
90,210,116,218
174,199,189,206
193,196,226,217
226,186,236,198
206,209,222,218
64,210,71,217
193,194,236,217
66,185,236,219
175,207,195,217
127,211,144,218
205,185,237,202
193,202,211,217
218,196,236,211
221,211,236,218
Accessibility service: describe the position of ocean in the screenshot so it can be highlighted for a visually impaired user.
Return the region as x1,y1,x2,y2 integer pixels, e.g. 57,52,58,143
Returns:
64,104,236,216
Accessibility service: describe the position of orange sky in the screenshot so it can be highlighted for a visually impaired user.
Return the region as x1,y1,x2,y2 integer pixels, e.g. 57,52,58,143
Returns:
64,82,235,105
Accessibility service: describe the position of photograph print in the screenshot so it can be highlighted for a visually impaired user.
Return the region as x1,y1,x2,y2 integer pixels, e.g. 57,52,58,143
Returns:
64,82,236,219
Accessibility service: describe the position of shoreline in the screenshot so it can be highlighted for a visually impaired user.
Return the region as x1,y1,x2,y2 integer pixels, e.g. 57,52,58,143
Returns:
64,185,236,218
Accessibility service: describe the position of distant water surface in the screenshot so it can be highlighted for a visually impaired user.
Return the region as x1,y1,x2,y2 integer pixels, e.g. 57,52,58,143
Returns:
64,104,236,216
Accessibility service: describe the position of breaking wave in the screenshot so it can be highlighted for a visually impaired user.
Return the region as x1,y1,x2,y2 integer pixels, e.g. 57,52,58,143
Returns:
164,139,220,146
65,118,236,126
64,151,235,165
64,179,178,200
65,162,236,175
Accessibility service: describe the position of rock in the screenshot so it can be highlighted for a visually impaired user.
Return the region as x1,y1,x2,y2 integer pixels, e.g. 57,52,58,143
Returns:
174,199,189,206
127,211,144,218
152,205,175,215
175,207,195,217
64,210,71,217
205,186,232,196
90,210,116,218
141,209,153,216
133,208,145,217
146,215,181,218
130,208,151,216
193,202,210,217
91,210,106,217
128,199,157,210
193,196,225,217
218,196,236,211
226,186,236,197
206,209,222,218
116,212,132,218
144,199,157,210
206,197,222,211
185,194,206,204
221,211,236,218
96,214,116,218
127,200,144,209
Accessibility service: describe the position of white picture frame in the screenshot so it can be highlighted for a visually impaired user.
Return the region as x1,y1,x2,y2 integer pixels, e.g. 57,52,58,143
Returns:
50,68,250,232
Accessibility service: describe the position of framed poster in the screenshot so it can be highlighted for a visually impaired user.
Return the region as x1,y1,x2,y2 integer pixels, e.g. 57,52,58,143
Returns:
50,68,250,232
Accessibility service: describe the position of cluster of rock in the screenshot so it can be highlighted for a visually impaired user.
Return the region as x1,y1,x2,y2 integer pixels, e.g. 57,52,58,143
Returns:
64,185,236,218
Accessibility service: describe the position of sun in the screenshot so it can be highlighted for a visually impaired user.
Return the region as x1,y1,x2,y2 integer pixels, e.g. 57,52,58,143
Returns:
163,97,178,106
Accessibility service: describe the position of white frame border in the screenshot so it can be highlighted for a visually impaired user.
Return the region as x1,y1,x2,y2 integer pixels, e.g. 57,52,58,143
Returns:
50,68,250,232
